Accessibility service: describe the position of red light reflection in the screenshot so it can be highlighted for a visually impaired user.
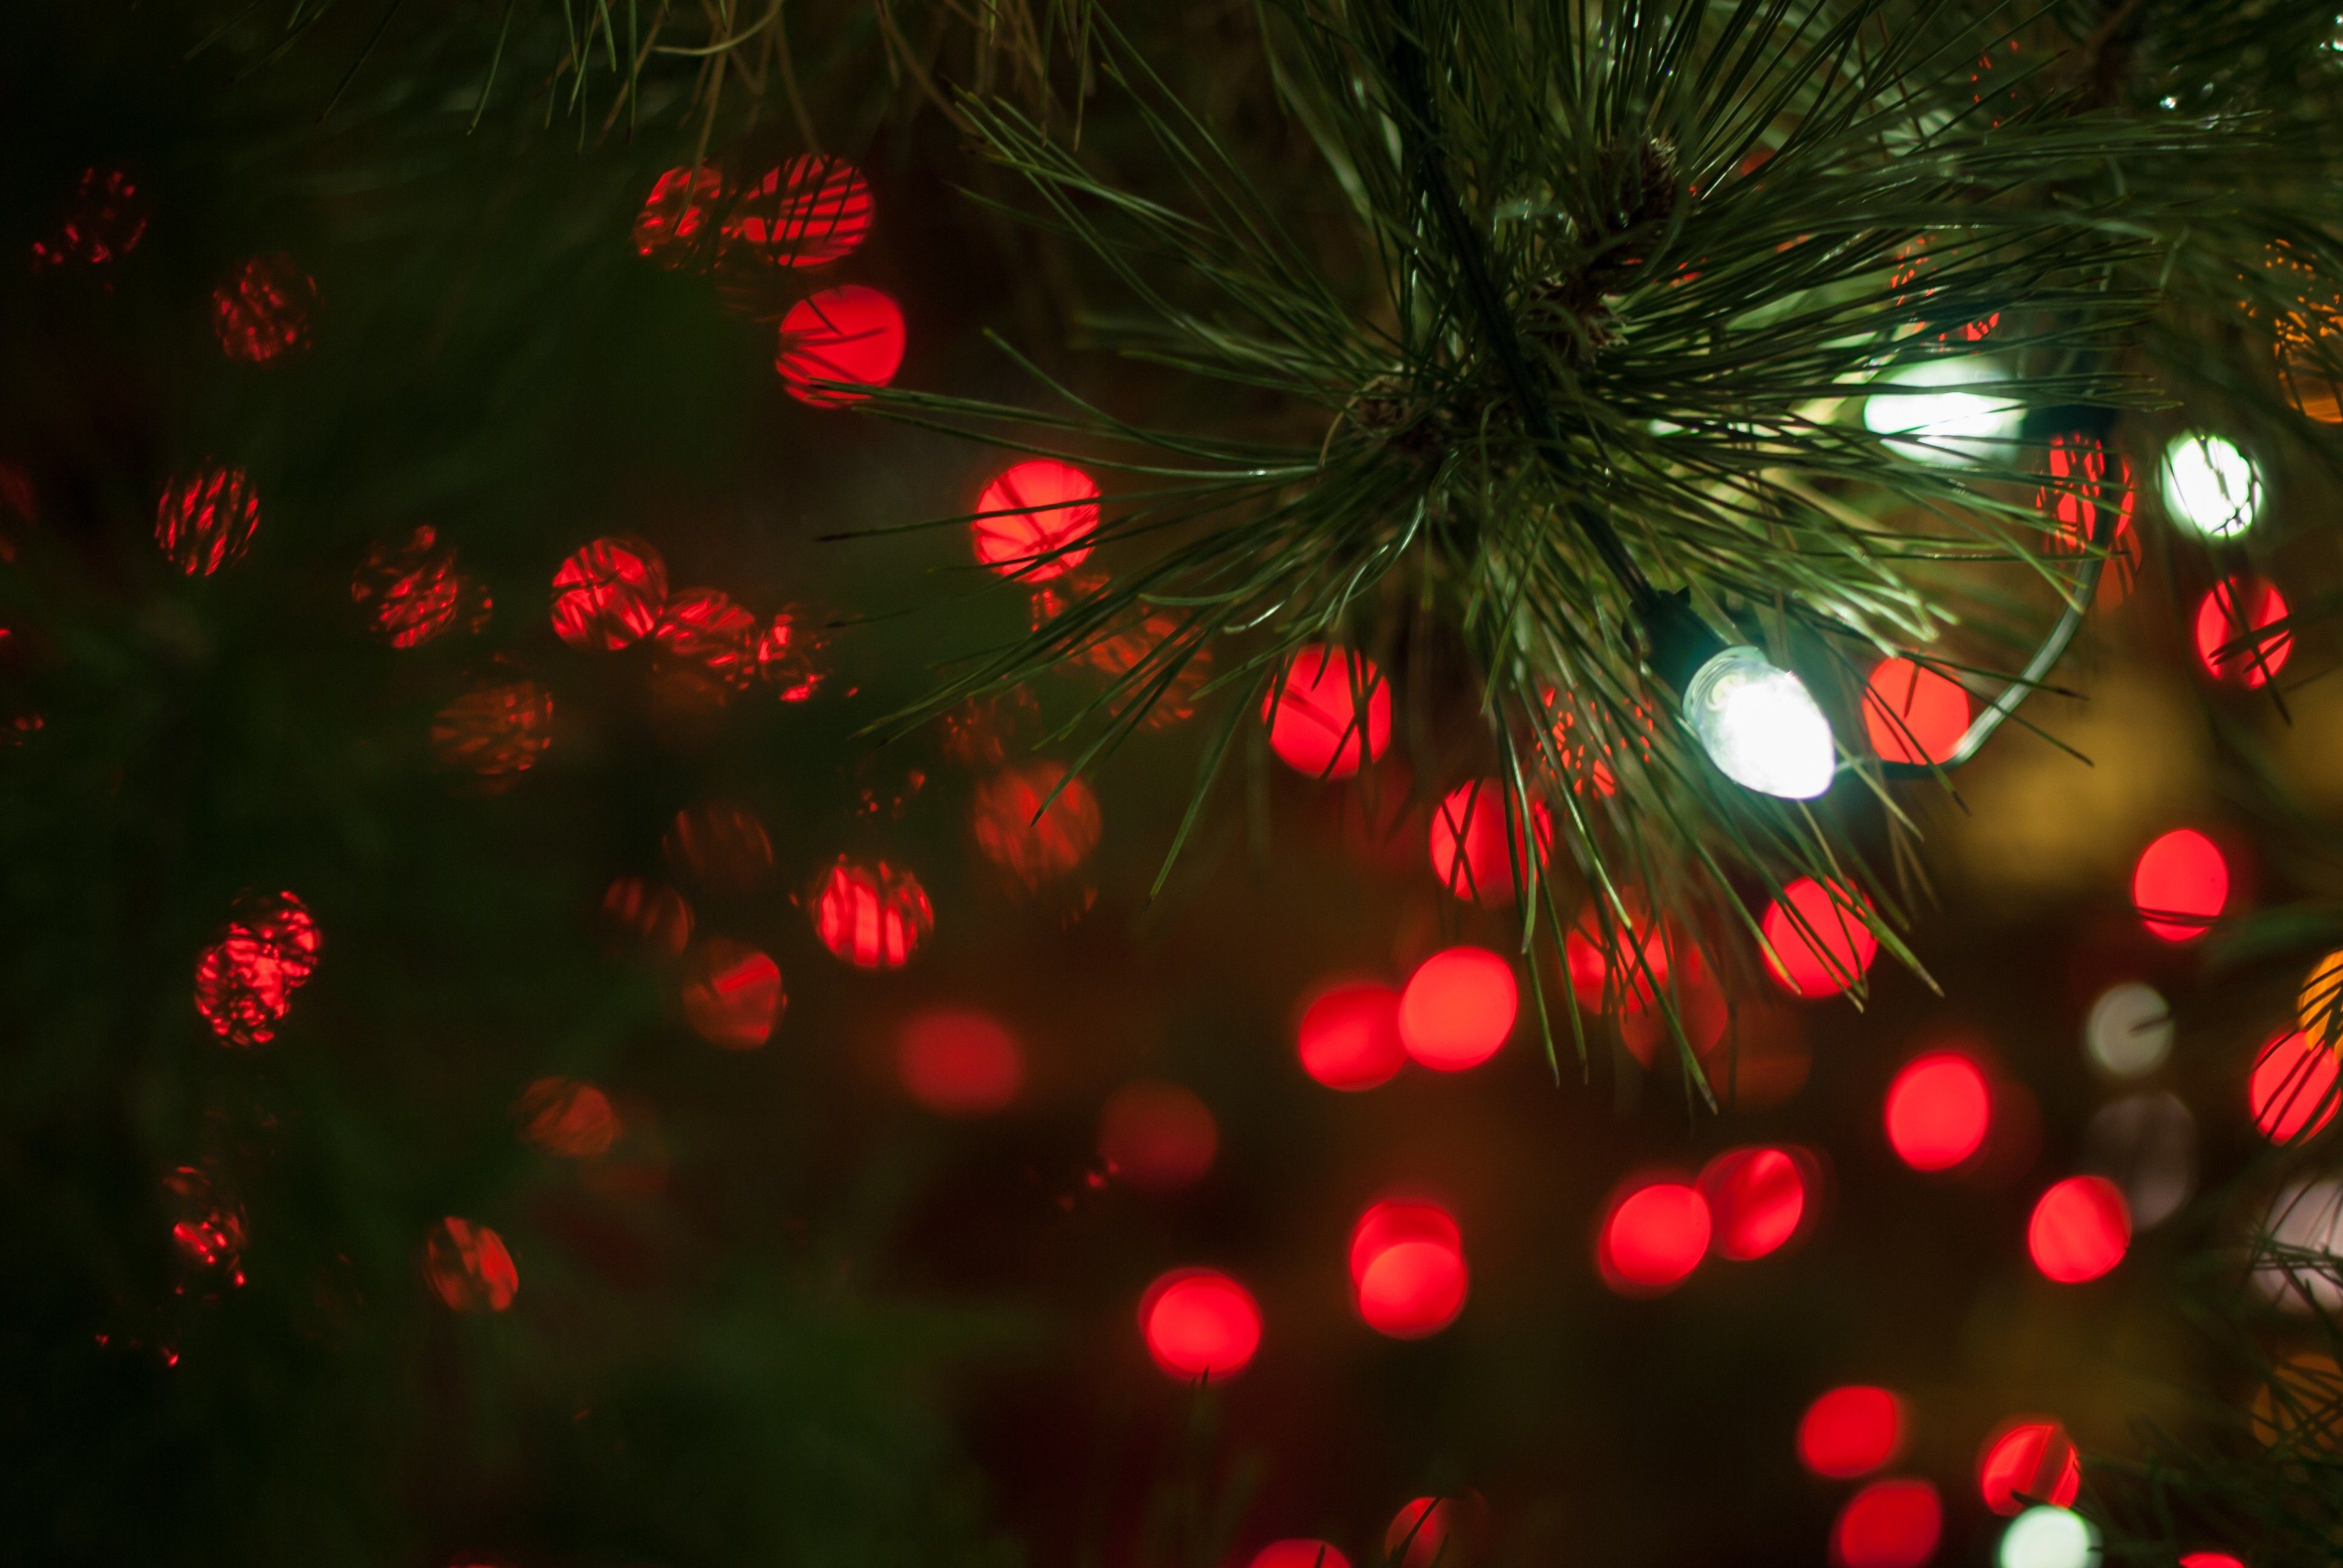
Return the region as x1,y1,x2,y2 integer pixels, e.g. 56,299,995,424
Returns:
549,536,669,650
1977,1419,2080,1515
898,1009,1023,1116
1263,645,1390,779
971,761,1102,889
600,876,693,959
1098,1080,1217,1191
974,459,1099,581
680,938,784,1049
424,1217,519,1312
776,286,905,406
156,466,261,577
430,675,554,780
1696,1146,1807,1261
212,253,316,363
352,526,464,647
726,157,873,269
513,1076,622,1158
811,857,933,969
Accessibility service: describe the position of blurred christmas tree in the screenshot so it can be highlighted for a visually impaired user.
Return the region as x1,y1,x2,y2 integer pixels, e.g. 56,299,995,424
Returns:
5,3,2343,1567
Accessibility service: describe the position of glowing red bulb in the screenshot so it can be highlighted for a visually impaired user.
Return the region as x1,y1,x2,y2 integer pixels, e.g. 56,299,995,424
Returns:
1863,658,1970,765
2132,828,2228,943
1384,1498,1467,1568
1427,780,1552,906
1397,947,1516,1070
1098,1080,1218,1191
1248,1541,1351,1568
1830,1478,1941,1568
1977,1419,2080,1515
2178,1553,2246,1568
156,465,261,577
2250,1029,2340,1143
898,1009,1023,1116
1139,1268,1260,1381
680,938,785,1049
971,760,1102,889
811,857,934,969
1349,1200,1468,1339
726,156,873,269
1798,1385,1904,1479
550,536,669,650
973,460,1099,581
1296,981,1406,1091
1599,1180,1711,1294
1760,878,1878,998
424,1217,519,1313
1696,1146,1807,1261
776,285,905,407
1263,644,1390,779
2027,1175,2129,1282
1883,1051,1991,1171
192,890,321,1048
2195,576,2292,687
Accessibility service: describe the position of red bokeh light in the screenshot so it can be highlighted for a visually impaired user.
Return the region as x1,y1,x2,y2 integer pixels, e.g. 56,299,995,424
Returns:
1428,780,1553,906
2042,432,2139,606
424,1217,519,1313
2027,1175,2130,1282
680,938,785,1050
192,890,321,1048
513,1076,623,1158
1761,878,1878,998
1296,981,1407,1091
1696,1146,1807,1261
1798,1385,1904,1479
1599,1180,1712,1294
1564,902,1674,1013
1139,1268,1260,1381
1263,644,1391,779
2195,576,2292,688
1249,1541,1351,1568
600,876,693,958
2179,1555,2246,1568
664,801,775,895
163,1165,248,1277
971,760,1103,889
974,459,1099,581
898,1009,1024,1117
776,285,905,407
1862,658,1970,766
1349,1200,1469,1339
352,526,464,647
633,166,723,266
1977,1419,2080,1515
1384,1497,1469,1568
31,167,146,269
2133,828,2229,943
156,465,261,577
756,607,833,701
1397,947,1516,1071
650,587,761,707
1830,1478,1941,1568
2250,1029,2340,1143
1098,1080,1219,1191
212,253,316,363
1883,1052,1991,1171
430,675,555,780
726,156,873,269
550,536,669,651
811,857,934,969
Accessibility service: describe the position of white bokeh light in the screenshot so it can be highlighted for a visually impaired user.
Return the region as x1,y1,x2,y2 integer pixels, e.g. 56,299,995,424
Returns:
1862,358,2024,464
2256,1177,2343,1313
1680,645,1836,799
2083,982,2173,1079
2082,1093,2196,1231
1999,1507,2099,1568
2160,431,2263,539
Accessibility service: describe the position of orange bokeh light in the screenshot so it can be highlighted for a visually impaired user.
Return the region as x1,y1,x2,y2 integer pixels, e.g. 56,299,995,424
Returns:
212,253,316,364
1599,1180,1711,1294
1397,947,1516,1071
776,285,905,407
971,760,1103,889
1883,1051,1991,1171
1696,1146,1807,1261
974,459,1099,581
726,156,873,269
1349,1200,1468,1339
549,536,669,651
1428,780,1552,906
1977,1418,2080,1515
1139,1268,1260,1381
156,465,260,577
680,938,784,1049
898,1009,1024,1117
811,857,934,969
2195,576,2292,688
1862,658,1970,766
513,1076,623,1158
1099,1080,1218,1191
2027,1175,2130,1282
1761,878,1878,998
1798,1385,1904,1479
424,1217,519,1313
2132,828,2229,943
1263,644,1391,779
1830,1478,1941,1568
1296,981,1406,1091
2251,1029,2341,1143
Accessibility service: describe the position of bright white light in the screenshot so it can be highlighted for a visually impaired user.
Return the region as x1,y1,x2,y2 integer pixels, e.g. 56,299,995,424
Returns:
2083,982,2172,1079
1681,645,1837,800
2160,432,2262,538
1861,358,2023,465
2000,1508,2099,1568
